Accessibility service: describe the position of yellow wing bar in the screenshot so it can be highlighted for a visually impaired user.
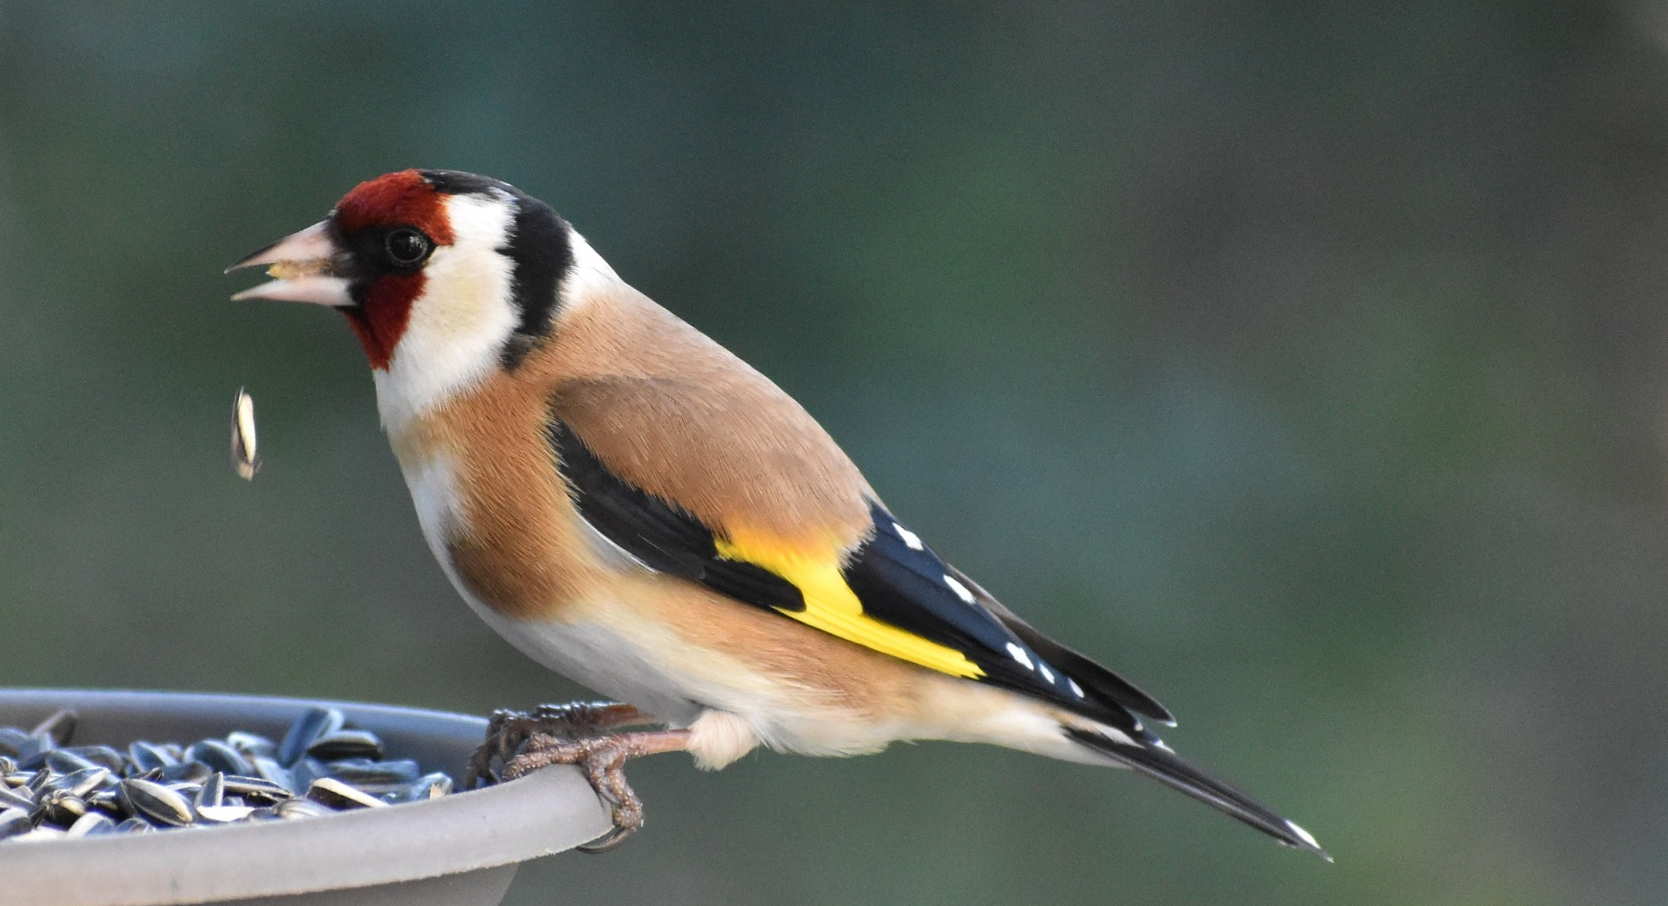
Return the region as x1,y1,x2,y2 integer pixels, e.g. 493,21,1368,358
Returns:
713,535,986,680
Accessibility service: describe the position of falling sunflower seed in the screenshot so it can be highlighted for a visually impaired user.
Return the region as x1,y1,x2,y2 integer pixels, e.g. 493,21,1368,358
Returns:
231,387,261,480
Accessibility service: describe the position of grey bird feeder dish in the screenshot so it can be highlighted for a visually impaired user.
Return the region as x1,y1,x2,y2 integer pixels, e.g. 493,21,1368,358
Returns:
0,689,614,906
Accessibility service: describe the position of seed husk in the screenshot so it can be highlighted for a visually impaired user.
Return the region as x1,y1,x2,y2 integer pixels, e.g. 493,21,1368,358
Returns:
0,708,459,840
50,767,111,799
195,804,256,823
0,807,32,840
119,778,194,827
187,740,253,777
252,756,295,793
306,730,383,762
231,387,261,480
223,732,277,759
222,774,292,804
66,812,113,838
274,797,334,820
304,777,387,810
158,761,213,785
43,750,97,776
66,746,126,774
34,789,88,827
126,742,175,774
277,708,344,766
195,772,225,810
30,710,77,747
0,785,35,811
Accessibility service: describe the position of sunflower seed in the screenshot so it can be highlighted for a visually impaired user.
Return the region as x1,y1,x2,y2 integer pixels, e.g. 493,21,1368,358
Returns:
158,761,212,785
274,798,334,820
36,790,88,827
43,749,97,776
0,807,32,840
222,774,291,804
66,746,126,774
306,730,382,762
195,772,225,810
252,756,295,792
232,387,261,480
66,812,114,838
48,767,110,799
224,732,277,759
304,777,387,810
126,742,175,774
29,710,77,747
278,708,344,766
0,708,458,840
119,778,194,827
195,804,256,823
327,759,420,786
187,740,253,777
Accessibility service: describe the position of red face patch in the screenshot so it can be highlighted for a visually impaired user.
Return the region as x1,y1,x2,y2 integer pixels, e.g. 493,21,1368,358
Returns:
341,275,422,370
334,169,456,243
331,170,456,370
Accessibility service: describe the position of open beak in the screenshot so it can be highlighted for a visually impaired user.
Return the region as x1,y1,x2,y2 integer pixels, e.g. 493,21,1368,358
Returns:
225,220,354,307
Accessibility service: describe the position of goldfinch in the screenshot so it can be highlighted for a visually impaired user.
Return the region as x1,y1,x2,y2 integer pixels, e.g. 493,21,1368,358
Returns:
227,169,1326,859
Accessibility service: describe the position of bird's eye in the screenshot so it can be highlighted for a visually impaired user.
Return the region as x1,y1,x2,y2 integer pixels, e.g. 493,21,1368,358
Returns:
385,227,432,266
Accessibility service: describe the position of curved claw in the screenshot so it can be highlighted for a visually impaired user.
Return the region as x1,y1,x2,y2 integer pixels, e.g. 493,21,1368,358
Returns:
577,824,637,854
499,728,690,853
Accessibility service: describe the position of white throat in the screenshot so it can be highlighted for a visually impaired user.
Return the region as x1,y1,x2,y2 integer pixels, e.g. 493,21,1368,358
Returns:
373,192,520,434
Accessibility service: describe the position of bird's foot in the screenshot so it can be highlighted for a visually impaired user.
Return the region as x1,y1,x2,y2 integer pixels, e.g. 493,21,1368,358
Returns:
503,728,692,853
465,701,652,789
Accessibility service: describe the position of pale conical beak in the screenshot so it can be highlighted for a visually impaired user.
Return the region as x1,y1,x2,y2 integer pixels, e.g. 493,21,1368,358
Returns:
225,220,354,307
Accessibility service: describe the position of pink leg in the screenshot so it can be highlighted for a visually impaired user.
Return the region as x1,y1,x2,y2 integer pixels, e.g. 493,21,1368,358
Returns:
504,728,693,853
465,702,655,789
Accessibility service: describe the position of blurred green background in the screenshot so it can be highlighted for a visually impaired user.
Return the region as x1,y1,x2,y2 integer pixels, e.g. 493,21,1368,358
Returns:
1,1,1662,903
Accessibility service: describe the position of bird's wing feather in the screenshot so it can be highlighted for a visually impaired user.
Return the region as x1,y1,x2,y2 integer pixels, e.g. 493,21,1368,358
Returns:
547,408,1161,727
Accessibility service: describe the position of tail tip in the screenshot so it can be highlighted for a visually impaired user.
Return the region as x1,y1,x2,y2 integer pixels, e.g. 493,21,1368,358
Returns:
1281,818,1332,862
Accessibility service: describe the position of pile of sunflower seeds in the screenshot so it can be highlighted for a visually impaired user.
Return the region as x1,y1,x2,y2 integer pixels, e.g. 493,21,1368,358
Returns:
0,707,454,842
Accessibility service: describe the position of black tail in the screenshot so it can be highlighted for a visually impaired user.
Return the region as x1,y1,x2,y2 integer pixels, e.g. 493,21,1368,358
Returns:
1064,727,1331,861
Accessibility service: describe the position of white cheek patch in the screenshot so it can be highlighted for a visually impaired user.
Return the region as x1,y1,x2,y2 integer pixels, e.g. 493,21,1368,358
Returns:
374,192,520,433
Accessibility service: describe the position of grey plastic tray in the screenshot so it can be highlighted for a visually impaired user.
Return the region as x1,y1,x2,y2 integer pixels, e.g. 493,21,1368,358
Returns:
0,689,613,906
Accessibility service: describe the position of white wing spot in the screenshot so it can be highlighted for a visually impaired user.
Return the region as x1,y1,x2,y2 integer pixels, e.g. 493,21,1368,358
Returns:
893,522,924,550
942,574,976,604
1151,738,1174,753
1038,663,1054,683
1131,718,1143,733
1005,642,1035,670
1068,679,1085,698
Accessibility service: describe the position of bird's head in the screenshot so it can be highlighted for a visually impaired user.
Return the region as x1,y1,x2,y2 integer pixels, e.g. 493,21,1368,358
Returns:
228,169,609,428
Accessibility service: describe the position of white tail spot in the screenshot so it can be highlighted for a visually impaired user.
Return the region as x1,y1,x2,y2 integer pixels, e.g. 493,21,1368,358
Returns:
1099,727,1137,746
